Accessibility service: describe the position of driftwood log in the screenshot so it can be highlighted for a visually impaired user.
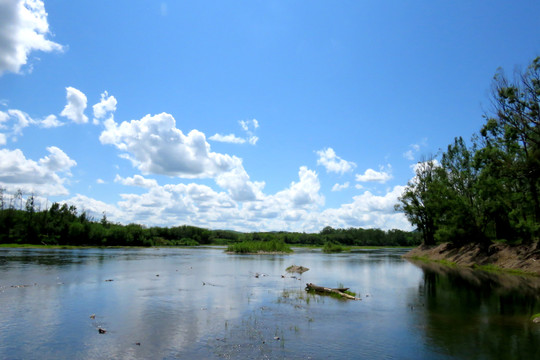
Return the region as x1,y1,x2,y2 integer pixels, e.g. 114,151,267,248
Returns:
305,283,360,300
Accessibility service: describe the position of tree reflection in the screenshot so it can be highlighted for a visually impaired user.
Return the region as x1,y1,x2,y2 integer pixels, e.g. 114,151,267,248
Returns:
410,261,540,359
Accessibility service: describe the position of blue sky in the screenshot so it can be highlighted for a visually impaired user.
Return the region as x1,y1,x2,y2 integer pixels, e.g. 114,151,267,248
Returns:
0,0,539,232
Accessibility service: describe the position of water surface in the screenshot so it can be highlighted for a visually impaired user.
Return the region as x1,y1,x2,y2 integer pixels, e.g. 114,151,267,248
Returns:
0,247,538,359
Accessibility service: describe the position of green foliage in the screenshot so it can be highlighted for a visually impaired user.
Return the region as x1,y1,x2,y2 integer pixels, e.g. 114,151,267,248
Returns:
397,56,540,246
226,240,293,254
322,242,345,253
0,187,419,248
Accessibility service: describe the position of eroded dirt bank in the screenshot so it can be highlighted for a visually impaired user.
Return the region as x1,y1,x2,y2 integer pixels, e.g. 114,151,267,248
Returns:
403,242,540,276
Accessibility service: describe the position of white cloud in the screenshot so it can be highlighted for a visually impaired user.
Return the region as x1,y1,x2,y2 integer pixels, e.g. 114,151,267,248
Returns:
215,166,265,201
115,174,158,189
53,169,413,232
40,114,63,128
100,112,242,179
62,194,121,222
355,165,392,183
316,148,356,174
0,0,63,76
0,146,76,196
403,143,421,160
210,119,260,146
410,159,439,173
332,182,349,192
96,178,105,184
403,139,428,161
0,110,8,127
239,120,250,131
0,133,6,146
60,87,88,124
7,109,32,135
111,182,238,227
92,91,117,125
209,133,246,144
320,186,412,230
0,108,63,137
0,109,34,141
39,145,76,174
274,166,324,208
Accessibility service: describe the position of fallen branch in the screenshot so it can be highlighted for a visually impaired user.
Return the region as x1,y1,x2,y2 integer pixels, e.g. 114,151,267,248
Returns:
305,283,360,300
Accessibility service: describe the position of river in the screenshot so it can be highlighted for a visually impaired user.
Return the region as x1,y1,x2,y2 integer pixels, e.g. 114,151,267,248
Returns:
0,247,538,359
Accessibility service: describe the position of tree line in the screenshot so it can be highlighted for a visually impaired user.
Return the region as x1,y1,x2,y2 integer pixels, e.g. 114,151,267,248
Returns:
397,57,540,246
0,190,420,247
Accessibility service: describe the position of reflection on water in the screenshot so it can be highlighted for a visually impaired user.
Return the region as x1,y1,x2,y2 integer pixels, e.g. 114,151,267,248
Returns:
408,261,540,360
0,247,538,359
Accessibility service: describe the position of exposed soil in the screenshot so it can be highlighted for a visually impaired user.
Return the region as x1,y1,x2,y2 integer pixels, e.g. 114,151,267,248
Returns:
403,242,540,276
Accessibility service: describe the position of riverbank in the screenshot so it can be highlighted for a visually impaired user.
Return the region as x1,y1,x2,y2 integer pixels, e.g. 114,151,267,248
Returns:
403,242,540,276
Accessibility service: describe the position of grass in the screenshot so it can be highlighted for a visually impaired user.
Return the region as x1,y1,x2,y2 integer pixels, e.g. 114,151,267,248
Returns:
226,240,293,254
472,264,535,276
409,255,538,277
408,255,457,267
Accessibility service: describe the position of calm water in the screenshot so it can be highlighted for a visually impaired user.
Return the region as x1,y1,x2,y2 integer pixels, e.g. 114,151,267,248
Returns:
0,247,538,359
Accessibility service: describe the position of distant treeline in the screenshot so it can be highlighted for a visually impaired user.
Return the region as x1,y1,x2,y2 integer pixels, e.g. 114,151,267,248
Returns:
0,195,420,247
397,57,540,246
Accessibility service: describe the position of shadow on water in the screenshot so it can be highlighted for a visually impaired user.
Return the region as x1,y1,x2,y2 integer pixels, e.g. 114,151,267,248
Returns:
408,260,540,360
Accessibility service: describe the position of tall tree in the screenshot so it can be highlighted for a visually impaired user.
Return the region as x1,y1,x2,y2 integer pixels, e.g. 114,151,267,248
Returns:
396,158,440,245
478,57,540,242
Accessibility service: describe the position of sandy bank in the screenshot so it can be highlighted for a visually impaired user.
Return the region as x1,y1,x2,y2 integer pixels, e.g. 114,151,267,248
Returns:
403,242,540,276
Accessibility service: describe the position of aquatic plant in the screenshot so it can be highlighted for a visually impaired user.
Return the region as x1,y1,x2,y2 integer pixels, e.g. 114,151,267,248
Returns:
226,240,293,254
322,242,345,253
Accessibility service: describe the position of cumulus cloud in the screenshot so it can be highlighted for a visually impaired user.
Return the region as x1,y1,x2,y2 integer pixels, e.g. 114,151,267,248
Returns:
316,148,356,174
0,146,76,196
39,145,76,173
209,133,246,144
332,182,349,192
92,91,117,125
274,166,324,208
39,114,63,128
215,166,265,201
0,133,6,146
112,182,239,227
53,170,411,232
0,0,63,75
355,165,392,183
115,174,158,189
62,194,121,222
60,87,88,124
100,112,242,179
320,186,411,230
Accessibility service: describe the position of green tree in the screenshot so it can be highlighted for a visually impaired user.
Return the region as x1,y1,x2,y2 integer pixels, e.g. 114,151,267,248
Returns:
396,158,440,245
